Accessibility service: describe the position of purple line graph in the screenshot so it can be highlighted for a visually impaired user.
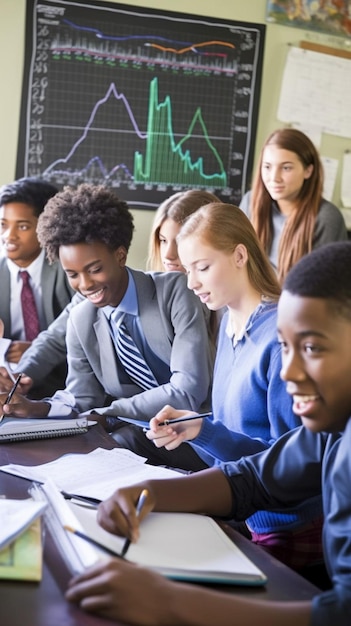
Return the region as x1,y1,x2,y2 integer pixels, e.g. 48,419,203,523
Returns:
43,82,147,176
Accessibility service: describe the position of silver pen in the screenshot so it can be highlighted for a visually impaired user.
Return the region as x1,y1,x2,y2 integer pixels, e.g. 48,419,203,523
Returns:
0,372,23,423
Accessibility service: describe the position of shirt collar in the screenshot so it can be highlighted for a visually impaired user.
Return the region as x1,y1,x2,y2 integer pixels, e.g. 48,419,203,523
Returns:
6,249,45,284
225,301,273,340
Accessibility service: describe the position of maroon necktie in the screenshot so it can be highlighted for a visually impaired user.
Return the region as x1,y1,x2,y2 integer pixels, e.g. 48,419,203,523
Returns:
20,270,40,341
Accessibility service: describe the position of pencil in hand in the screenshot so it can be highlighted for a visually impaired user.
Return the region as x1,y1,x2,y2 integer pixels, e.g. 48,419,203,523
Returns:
0,372,23,423
64,525,125,559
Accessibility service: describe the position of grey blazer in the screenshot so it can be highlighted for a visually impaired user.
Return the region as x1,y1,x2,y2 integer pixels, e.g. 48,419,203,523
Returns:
0,256,74,339
55,268,212,420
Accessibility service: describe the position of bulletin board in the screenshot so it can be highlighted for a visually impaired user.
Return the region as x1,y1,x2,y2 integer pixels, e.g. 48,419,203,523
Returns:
277,42,351,138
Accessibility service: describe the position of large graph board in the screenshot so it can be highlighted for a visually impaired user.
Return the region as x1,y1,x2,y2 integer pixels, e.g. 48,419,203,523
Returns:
16,0,265,208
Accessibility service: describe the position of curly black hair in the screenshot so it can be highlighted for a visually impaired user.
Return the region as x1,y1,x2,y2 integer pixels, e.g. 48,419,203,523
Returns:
283,241,351,320
37,183,134,263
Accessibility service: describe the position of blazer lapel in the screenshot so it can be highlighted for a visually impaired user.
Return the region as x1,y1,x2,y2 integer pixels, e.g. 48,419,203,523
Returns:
40,259,56,325
131,269,170,360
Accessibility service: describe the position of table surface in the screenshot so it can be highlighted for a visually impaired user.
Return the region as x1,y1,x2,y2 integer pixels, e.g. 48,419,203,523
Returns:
0,424,319,626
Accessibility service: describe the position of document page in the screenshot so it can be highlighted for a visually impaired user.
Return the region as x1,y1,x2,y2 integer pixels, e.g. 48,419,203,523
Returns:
69,502,267,585
0,447,181,500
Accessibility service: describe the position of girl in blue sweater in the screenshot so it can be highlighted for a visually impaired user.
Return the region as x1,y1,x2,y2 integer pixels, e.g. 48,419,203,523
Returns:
147,202,322,572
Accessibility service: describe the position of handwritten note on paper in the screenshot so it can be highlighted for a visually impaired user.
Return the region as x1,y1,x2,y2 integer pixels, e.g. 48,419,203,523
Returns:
278,47,351,138
320,156,338,202
341,152,351,208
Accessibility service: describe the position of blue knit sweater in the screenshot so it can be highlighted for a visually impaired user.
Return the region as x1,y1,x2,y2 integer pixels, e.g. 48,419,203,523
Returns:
191,303,322,533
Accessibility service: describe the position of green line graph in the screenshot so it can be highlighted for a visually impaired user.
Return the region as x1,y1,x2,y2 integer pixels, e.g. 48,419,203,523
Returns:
134,78,227,186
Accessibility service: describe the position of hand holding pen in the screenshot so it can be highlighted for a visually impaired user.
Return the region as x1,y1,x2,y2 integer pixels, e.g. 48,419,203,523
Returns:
65,489,150,561
120,489,149,557
97,486,152,547
146,408,211,450
0,373,23,423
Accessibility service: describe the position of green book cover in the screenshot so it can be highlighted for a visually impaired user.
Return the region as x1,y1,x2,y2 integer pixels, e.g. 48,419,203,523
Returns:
0,518,43,581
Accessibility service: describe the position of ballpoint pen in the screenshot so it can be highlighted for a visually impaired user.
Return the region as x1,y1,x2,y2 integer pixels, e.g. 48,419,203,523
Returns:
0,372,23,423
121,488,149,558
140,412,212,433
61,491,102,508
158,411,212,427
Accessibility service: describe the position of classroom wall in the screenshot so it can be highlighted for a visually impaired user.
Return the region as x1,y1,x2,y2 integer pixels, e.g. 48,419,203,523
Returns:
1,0,349,269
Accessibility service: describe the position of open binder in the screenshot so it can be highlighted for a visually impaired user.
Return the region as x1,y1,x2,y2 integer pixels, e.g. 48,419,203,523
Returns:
30,481,267,587
0,417,88,442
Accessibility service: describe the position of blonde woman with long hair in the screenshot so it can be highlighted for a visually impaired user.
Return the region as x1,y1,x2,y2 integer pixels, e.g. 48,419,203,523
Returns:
147,202,323,574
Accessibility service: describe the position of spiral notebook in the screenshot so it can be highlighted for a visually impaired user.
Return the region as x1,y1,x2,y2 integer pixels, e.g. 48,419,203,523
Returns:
0,416,88,442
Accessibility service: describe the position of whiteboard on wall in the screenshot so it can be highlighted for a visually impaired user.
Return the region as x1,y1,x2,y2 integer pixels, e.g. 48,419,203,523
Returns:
277,46,351,138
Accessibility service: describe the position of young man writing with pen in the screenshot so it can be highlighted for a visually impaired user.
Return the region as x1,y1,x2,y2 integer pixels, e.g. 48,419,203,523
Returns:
65,241,351,626
0,183,212,471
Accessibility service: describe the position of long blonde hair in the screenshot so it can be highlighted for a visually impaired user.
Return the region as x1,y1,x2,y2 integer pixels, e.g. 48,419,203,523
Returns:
147,189,219,271
249,128,323,283
177,202,281,301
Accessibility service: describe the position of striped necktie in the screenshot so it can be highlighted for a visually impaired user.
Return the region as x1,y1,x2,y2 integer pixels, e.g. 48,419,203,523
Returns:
115,317,158,390
20,270,40,341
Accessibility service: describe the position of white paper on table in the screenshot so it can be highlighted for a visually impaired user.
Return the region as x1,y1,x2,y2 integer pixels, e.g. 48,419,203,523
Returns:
67,502,267,585
0,499,47,550
0,447,180,501
0,338,16,378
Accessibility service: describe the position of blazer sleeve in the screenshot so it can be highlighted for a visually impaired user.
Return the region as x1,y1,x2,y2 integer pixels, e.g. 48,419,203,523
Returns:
16,292,84,382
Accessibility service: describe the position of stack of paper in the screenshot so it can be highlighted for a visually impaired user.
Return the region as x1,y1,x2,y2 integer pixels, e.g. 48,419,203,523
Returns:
0,447,180,500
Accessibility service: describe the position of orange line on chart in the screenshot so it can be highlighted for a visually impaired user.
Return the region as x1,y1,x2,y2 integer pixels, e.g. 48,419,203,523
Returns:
147,40,235,54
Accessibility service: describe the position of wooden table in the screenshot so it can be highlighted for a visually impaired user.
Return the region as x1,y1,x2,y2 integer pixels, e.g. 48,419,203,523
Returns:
0,424,320,625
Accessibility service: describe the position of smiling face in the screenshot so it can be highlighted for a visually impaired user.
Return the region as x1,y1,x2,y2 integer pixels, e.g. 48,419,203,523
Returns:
261,145,313,213
178,236,247,311
0,202,41,267
59,241,128,308
278,291,351,433
158,218,184,272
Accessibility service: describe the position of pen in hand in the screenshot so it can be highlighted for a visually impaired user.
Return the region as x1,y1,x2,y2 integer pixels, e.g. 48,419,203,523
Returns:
160,411,212,427
144,411,212,431
121,488,149,558
0,372,23,423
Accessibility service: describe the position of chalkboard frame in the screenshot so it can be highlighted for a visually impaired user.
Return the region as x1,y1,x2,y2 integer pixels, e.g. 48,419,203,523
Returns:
16,0,265,208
